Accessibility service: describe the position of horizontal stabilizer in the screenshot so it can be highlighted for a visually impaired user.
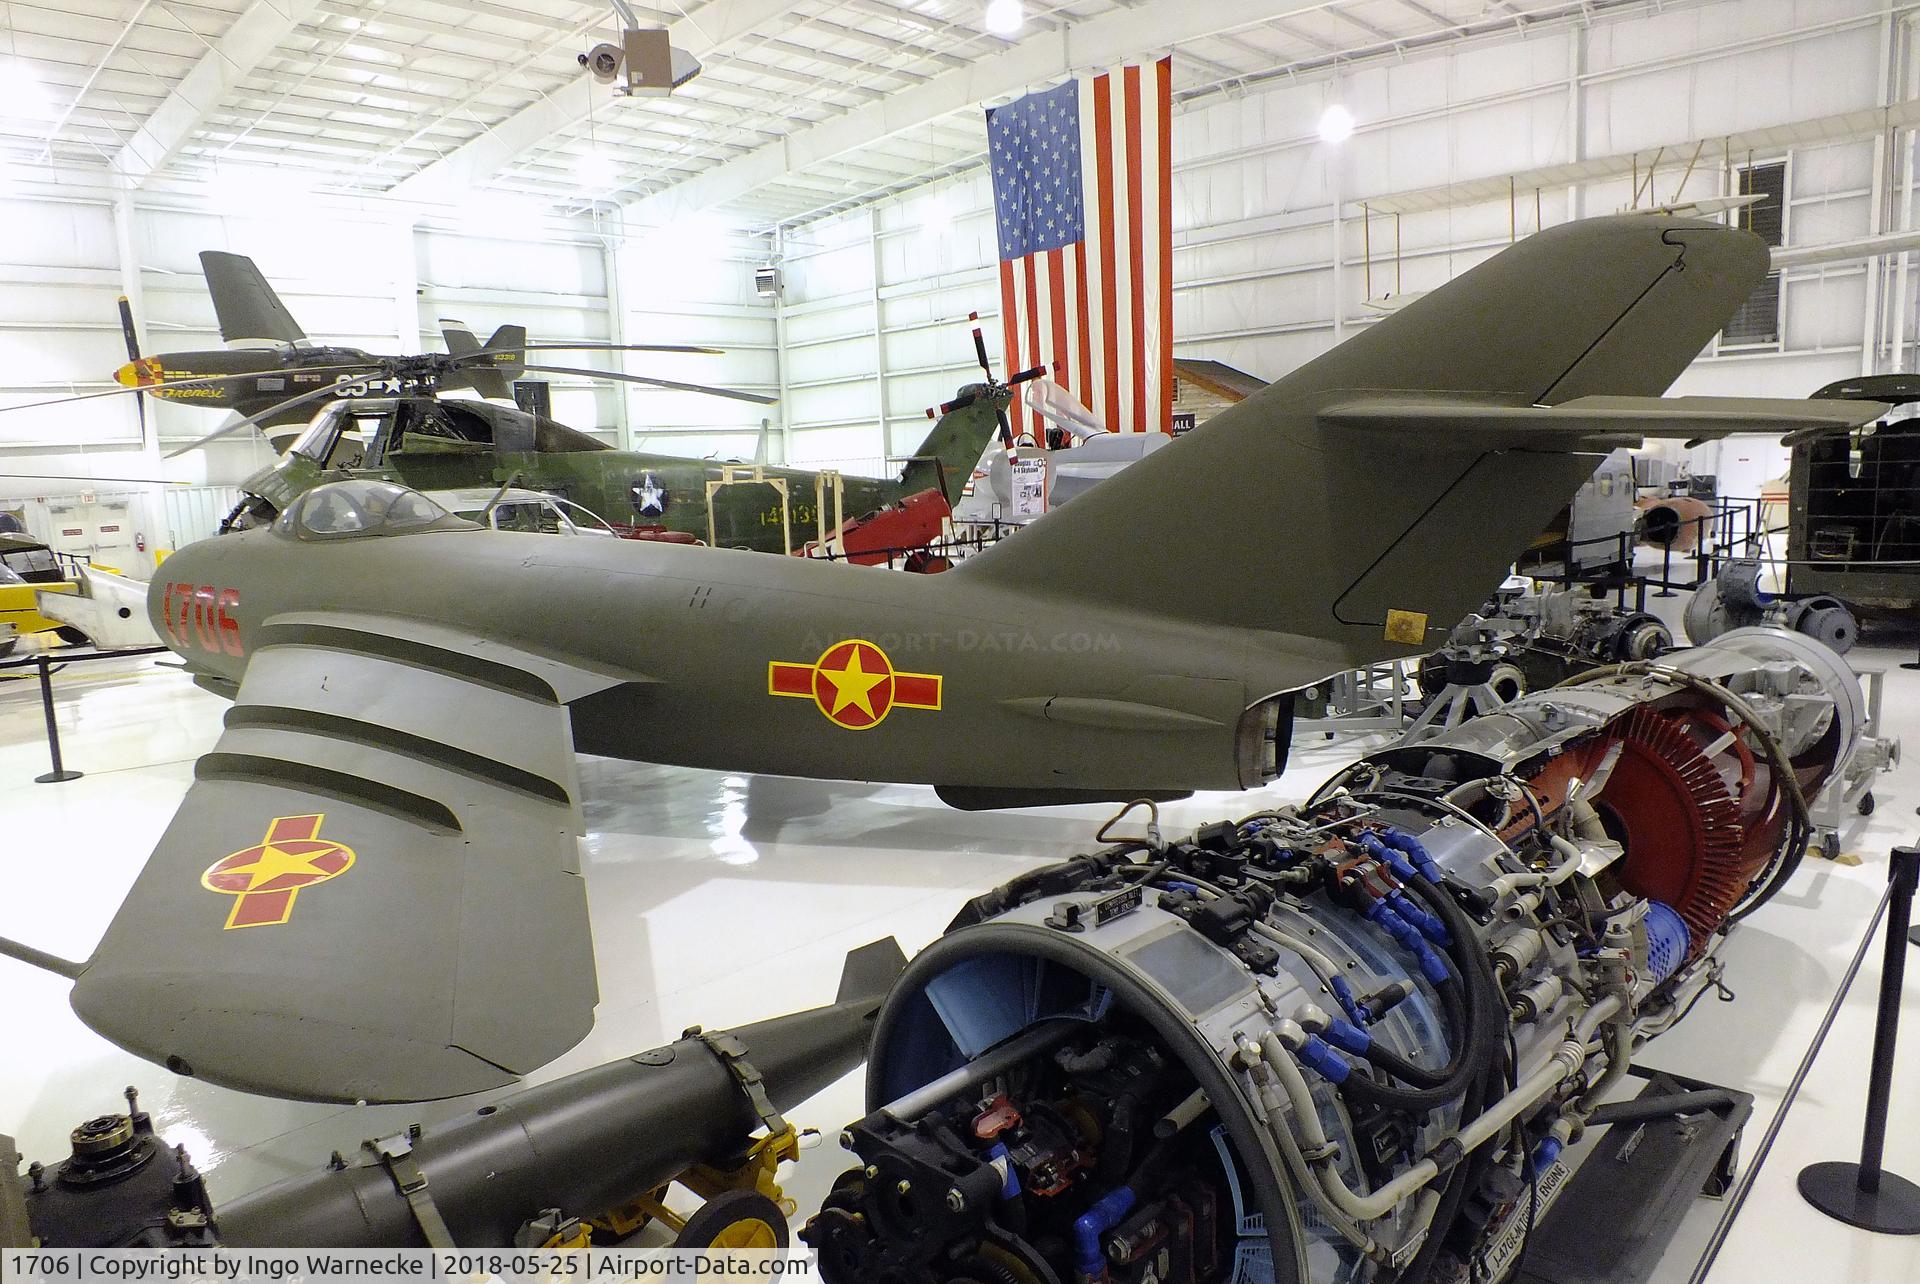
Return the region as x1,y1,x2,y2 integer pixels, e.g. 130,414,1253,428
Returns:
69,618,618,1103
1318,393,1887,448
959,215,1777,653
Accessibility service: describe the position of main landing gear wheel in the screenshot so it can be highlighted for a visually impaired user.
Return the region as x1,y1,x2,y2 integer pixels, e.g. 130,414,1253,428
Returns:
673,1189,789,1250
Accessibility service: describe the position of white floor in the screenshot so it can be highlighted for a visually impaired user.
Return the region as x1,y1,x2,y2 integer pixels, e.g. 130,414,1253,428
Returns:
2,622,1918,1282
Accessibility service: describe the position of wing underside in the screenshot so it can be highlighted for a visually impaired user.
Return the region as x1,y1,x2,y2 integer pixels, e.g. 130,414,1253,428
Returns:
71,621,606,1103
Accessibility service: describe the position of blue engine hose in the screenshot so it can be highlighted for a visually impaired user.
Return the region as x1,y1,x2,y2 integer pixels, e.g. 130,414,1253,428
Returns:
1332,872,1506,1111
1379,828,1446,885
1355,834,1452,947
1072,1186,1137,1282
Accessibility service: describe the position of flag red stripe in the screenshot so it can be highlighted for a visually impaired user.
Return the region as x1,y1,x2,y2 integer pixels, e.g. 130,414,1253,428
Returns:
1022,253,1041,443
1073,244,1094,415
1046,247,1069,401
998,258,1020,444
1124,63,1148,434
1157,57,1174,436
1093,74,1121,434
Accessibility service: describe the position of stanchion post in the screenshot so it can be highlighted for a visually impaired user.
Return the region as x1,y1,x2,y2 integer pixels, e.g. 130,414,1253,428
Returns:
33,653,83,785
1798,843,1920,1234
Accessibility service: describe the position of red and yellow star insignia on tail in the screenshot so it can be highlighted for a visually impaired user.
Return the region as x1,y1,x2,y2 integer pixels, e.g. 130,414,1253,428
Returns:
201,814,355,929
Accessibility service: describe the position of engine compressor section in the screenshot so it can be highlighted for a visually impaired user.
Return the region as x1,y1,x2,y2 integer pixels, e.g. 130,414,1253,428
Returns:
802,628,1861,1284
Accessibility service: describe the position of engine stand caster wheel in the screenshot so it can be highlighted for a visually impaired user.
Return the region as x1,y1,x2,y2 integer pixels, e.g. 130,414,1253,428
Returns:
1703,1133,1741,1199
1858,792,1875,816
673,1189,789,1250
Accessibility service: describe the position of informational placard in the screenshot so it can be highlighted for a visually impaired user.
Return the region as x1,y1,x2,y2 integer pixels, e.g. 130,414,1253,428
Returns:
1008,454,1048,520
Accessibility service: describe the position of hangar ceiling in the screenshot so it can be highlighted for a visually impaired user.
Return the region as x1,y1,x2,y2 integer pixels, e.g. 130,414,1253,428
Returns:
0,0,1646,226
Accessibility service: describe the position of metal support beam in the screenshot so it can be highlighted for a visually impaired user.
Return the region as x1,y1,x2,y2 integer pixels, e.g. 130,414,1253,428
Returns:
868,207,890,455
602,230,633,449
625,0,1329,225
109,0,326,188
39,0,157,159
388,0,799,204
773,225,794,466
391,217,420,351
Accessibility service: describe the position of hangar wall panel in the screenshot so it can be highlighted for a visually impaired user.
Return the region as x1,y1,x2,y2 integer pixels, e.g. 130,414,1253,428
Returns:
751,0,1908,499
611,221,779,463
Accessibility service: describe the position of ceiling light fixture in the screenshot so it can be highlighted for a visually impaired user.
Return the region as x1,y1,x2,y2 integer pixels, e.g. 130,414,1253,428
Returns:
1318,103,1355,145
575,150,620,192
0,60,54,121
984,0,1024,37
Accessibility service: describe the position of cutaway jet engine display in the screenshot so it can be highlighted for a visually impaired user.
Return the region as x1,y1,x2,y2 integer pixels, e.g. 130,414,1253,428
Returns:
805,628,1861,1284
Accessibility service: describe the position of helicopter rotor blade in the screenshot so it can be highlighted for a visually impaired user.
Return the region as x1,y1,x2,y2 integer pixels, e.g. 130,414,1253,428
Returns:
519,342,724,355
1,364,380,416
968,311,993,379
162,379,365,459
0,473,186,485
449,342,725,363
517,364,777,405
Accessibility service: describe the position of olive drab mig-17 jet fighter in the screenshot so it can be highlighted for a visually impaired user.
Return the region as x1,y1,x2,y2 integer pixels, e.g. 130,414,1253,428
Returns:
0,215,1884,1108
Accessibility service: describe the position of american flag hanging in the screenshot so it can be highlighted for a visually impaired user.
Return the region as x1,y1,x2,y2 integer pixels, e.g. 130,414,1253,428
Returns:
987,56,1173,442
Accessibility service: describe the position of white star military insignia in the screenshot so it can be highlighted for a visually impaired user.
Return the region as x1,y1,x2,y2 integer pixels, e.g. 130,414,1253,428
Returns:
632,473,669,517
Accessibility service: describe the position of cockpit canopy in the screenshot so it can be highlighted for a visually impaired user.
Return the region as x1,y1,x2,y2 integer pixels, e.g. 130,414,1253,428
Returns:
273,480,475,541
286,397,612,473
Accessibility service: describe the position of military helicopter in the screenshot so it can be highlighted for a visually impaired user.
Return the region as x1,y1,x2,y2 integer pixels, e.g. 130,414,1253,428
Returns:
111,251,755,445
101,250,1005,555
219,387,1007,556
0,215,1883,1107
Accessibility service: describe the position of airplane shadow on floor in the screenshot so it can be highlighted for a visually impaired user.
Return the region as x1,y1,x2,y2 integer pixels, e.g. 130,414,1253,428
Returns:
576,757,1126,856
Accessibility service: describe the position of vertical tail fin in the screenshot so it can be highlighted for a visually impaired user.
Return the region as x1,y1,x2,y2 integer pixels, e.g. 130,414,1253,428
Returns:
484,325,527,380
901,391,1007,507
442,322,525,399
836,937,908,1005
199,251,306,347
959,216,1771,657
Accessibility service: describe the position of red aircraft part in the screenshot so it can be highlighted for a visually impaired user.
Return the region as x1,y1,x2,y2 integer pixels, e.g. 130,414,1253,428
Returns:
805,487,952,566
1526,695,1803,958
615,526,704,545
1594,704,1755,952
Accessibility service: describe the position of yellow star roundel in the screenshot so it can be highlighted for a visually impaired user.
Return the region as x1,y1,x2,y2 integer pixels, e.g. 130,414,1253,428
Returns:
201,814,355,929
768,639,943,730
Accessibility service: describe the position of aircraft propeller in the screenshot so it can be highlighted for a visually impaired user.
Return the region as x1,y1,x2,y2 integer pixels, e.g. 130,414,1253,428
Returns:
925,312,1048,448
116,296,148,437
